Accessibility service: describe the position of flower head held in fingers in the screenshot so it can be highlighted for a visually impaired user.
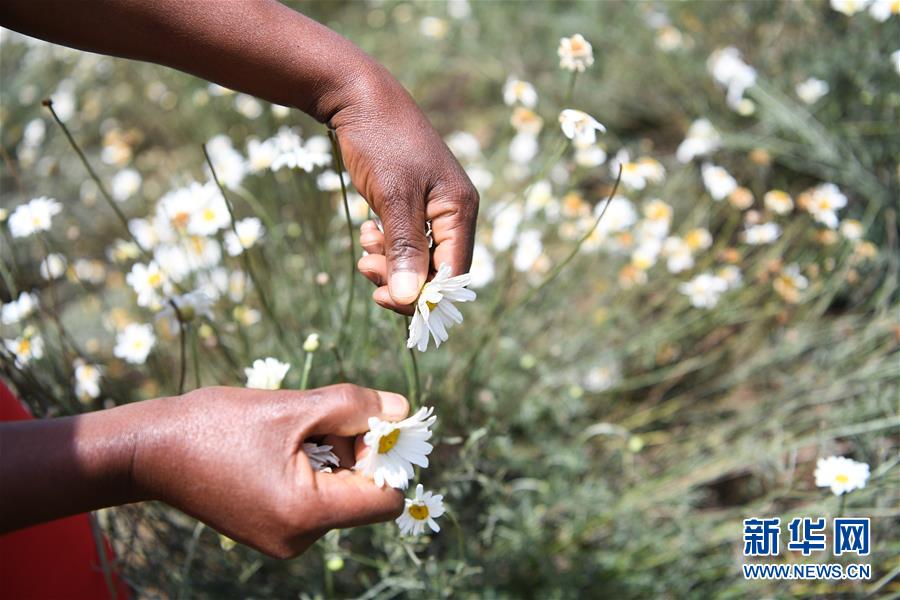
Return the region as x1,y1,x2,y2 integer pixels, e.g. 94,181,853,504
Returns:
356,407,436,489
302,443,339,472
396,484,445,535
407,263,476,352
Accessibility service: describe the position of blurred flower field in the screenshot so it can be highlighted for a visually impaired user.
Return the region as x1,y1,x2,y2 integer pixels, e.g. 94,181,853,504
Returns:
1,0,899,597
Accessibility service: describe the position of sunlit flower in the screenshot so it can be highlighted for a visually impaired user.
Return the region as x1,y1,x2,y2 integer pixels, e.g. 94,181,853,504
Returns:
661,236,693,273
503,77,538,107
510,107,544,135
156,290,214,333
187,192,231,237
840,219,864,240
490,202,523,251
468,242,495,289
245,357,290,390
224,217,265,256
679,273,729,308
246,137,279,172
631,238,662,270
676,119,721,163
113,323,156,365
205,134,247,189
743,222,781,245
40,253,67,280
1,291,37,325
303,442,339,472
419,16,449,39
4,329,43,366
869,0,900,20
558,34,594,72
356,407,436,489
806,183,847,229
559,109,606,147
701,163,738,201
815,456,870,495
611,151,665,190
773,263,809,303
316,170,345,192
642,199,673,238
708,47,757,110
234,93,263,119
509,132,539,164
407,263,476,352
445,131,481,162
513,229,544,272
74,359,103,401
8,196,62,238
795,78,829,104
764,190,794,215
574,144,607,167
830,0,869,15
126,261,172,308
396,484,445,535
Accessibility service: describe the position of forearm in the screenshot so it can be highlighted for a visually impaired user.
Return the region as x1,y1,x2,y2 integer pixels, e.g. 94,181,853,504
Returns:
0,0,384,123
0,399,159,532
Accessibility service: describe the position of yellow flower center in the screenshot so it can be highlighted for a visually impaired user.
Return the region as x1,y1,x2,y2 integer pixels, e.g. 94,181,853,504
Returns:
378,428,401,454
835,473,849,484
203,208,216,222
426,301,438,311
408,504,430,520
147,272,163,287
570,39,585,53
17,338,31,355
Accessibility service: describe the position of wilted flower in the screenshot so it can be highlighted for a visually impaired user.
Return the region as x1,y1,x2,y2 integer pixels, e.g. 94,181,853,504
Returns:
302,333,320,353
814,456,870,495
1,291,37,325
8,196,62,238
74,359,103,401
559,109,606,147
245,357,291,390
303,442,339,472
743,222,782,245
113,323,156,365
773,263,808,303
356,407,436,489
558,34,594,72
764,190,794,215
224,217,265,256
407,263,477,352
396,484,445,535
679,273,729,308
729,187,755,211
795,78,829,104
701,163,738,201
510,107,544,135
503,77,538,107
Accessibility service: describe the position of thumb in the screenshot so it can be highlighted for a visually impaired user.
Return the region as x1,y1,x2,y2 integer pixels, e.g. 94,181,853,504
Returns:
316,470,405,529
380,196,429,305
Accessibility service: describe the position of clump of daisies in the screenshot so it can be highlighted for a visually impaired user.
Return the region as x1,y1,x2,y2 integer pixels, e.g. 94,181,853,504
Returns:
407,263,477,352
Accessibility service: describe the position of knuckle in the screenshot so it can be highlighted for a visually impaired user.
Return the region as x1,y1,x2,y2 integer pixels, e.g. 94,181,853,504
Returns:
387,236,424,262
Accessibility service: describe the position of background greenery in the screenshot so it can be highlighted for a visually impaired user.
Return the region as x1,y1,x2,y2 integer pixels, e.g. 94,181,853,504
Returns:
1,0,898,598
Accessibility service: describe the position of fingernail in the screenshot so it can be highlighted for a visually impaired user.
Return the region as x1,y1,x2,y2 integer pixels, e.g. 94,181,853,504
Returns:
389,272,421,304
377,391,409,420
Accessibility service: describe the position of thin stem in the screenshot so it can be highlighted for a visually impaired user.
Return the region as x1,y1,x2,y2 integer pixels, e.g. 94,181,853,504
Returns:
169,299,187,396
409,344,421,410
201,144,287,351
328,129,357,355
300,351,314,390
191,325,201,389
563,71,578,106
43,99,150,258
177,521,206,600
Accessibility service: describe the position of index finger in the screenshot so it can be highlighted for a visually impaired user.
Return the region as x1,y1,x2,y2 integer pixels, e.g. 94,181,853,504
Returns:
426,177,479,276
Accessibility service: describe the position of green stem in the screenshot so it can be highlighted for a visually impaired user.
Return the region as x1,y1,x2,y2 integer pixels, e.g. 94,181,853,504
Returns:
300,351,314,390
563,71,578,106
178,521,206,600
328,129,357,355
169,299,187,396
191,325,201,389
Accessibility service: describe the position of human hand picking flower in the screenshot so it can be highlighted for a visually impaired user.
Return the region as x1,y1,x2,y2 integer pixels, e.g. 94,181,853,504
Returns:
0,384,410,559
1,0,479,314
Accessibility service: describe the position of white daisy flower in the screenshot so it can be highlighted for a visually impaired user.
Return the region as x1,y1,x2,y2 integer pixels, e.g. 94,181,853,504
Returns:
662,236,694,273
126,261,172,308
444,131,481,162
701,163,738,201
611,151,665,190
513,229,544,272
224,217,265,256
869,0,900,20
840,219,864,240
356,407,436,489
303,442,339,472
814,456,870,495
234,93,263,119
764,190,794,215
39,253,67,280
559,109,606,148
510,107,544,136
574,144,607,167
773,263,809,304
503,77,538,107
795,78,829,105
407,263,477,352
205,134,247,189
558,34,594,72
490,203,523,252
8,196,62,238
684,228,713,252
303,135,333,169
396,484,445,535
830,0,869,15
707,47,757,110
717,265,743,289
246,137,279,173
676,118,721,163
509,132,539,164
74,359,103,401
806,183,847,229
245,357,290,390
743,222,782,245
114,323,156,365
679,273,729,308
156,290,214,333
1,291,38,325
187,192,231,237
316,169,345,192
110,168,142,202
468,243,495,289
4,331,43,366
